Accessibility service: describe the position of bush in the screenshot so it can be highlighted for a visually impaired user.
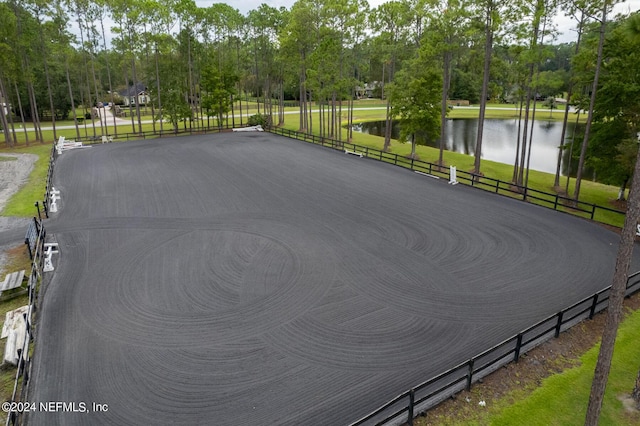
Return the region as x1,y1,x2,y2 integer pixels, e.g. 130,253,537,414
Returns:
247,113,271,127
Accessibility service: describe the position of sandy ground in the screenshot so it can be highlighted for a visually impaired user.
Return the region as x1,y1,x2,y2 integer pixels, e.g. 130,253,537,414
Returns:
0,153,38,272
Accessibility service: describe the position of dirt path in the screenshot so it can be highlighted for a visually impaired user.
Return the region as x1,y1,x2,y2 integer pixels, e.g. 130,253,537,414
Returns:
0,153,38,271
0,153,37,215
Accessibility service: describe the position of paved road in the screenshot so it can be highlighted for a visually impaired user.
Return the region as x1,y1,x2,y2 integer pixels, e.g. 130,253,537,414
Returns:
26,132,621,425
24,105,569,133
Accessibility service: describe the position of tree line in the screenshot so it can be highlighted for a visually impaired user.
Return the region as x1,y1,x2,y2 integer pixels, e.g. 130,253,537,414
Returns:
0,0,638,202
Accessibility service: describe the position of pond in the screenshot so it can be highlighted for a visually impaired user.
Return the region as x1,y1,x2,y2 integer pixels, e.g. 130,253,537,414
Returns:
352,118,583,176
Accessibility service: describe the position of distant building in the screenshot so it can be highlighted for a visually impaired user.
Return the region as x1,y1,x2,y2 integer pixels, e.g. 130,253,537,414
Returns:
355,82,382,99
0,91,8,116
118,83,150,107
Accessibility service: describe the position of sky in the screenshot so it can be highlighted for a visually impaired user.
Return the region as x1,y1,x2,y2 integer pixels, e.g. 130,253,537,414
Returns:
195,0,640,44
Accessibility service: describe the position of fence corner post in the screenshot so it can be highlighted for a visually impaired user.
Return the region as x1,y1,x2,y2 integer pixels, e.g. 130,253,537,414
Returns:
589,294,599,319
555,311,564,338
514,333,523,363
466,359,475,391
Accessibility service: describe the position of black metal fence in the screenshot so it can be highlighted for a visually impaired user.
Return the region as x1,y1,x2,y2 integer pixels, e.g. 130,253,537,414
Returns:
348,273,640,426
265,126,626,227
260,126,637,425
40,143,57,219
72,123,234,145
55,124,627,227
27,123,634,425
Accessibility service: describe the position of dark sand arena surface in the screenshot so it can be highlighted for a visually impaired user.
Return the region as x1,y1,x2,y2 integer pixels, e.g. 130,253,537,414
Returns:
28,132,621,425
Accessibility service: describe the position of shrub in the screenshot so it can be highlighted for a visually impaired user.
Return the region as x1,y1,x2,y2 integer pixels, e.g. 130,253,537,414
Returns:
247,113,270,127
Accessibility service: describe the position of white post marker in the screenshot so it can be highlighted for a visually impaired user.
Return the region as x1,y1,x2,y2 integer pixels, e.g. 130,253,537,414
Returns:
449,166,458,185
43,243,59,272
56,136,66,155
50,187,61,213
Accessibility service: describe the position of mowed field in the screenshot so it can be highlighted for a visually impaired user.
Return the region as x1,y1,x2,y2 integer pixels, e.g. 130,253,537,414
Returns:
28,132,621,425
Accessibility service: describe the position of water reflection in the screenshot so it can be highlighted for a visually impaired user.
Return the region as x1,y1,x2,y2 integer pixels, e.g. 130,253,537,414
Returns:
352,119,583,176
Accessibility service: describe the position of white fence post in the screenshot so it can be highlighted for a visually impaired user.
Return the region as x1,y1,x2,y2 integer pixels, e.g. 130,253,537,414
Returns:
50,187,61,213
449,166,458,185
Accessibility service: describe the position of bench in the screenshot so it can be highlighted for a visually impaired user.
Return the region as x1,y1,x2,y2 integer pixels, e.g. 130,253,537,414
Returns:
1,305,29,366
0,270,26,295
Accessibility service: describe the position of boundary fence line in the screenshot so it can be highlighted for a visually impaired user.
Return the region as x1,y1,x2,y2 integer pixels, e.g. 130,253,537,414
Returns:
19,124,633,425
260,126,638,425
264,126,626,227
5,219,46,426
40,143,57,219
51,123,626,227
349,273,640,426
3,121,67,424
71,124,235,145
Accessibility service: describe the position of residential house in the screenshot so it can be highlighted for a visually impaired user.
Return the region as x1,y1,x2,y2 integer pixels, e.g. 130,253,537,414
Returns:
118,83,150,107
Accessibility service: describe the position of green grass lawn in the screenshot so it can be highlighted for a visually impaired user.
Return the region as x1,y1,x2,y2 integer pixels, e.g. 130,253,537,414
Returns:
1,144,53,217
488,308,640,426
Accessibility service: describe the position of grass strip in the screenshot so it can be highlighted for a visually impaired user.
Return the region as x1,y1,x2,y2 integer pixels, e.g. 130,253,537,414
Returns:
487,308,640,426
1,144,53,217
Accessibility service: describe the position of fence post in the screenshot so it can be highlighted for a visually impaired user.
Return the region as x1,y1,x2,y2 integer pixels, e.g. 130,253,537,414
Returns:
554,194,559,210
408,389,415,426
514,333,524,363
466,359,474,391
590,205,596,220
34,202,41,220
589,294,599,319
410,157,415,170
555,311,564,338
394,154,398,165
25,238,33,261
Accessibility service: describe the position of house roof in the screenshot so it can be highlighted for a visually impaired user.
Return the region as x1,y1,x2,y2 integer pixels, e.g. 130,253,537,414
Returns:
119,83,147,97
